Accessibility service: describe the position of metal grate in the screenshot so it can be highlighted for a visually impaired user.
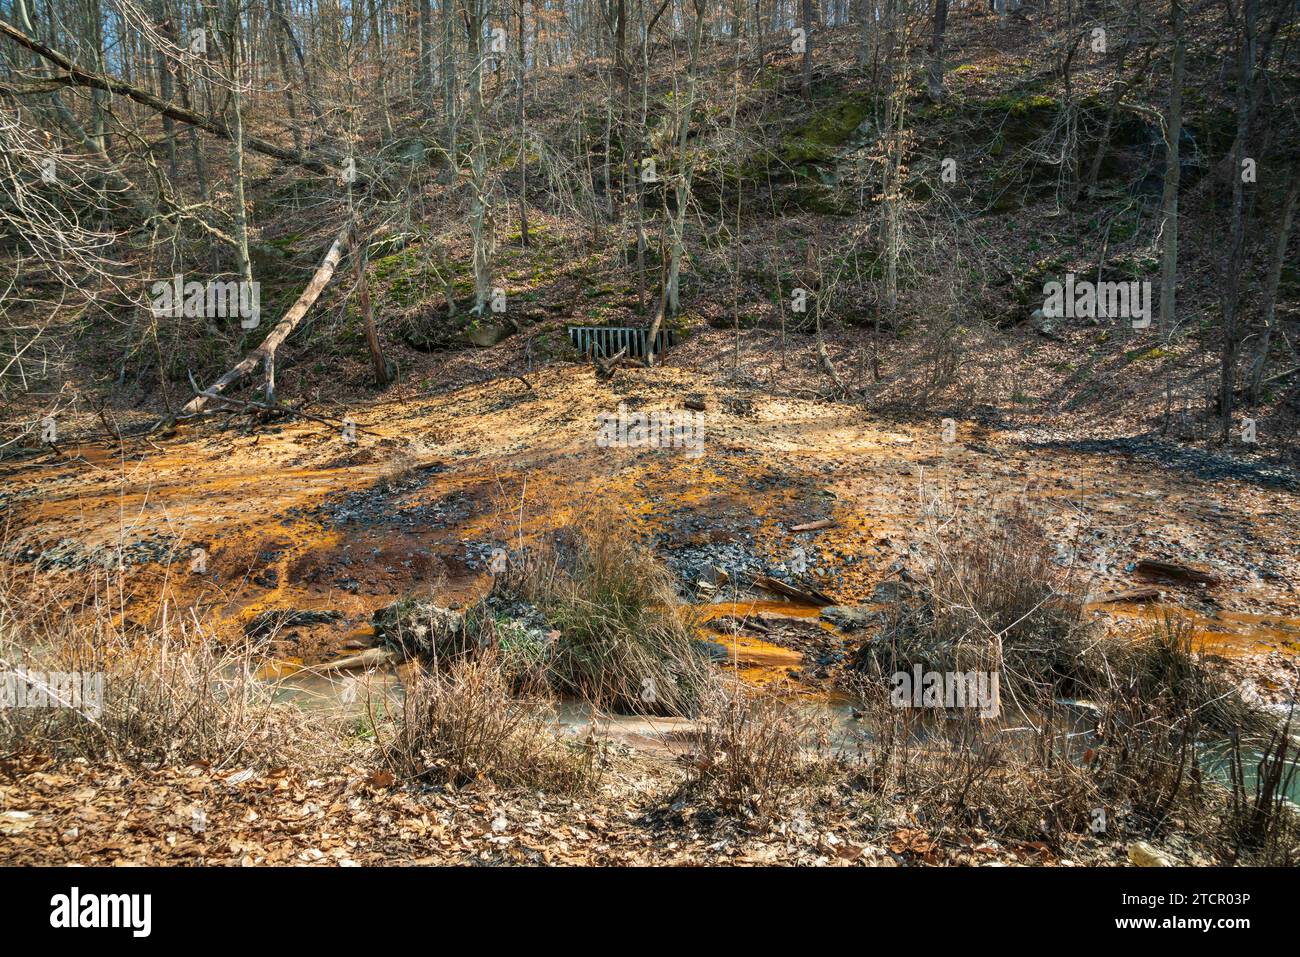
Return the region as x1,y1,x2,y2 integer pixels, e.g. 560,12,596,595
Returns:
567,325,675,360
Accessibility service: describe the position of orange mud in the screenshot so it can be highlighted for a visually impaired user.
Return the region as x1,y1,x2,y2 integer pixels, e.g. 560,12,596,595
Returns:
4,365,1298,677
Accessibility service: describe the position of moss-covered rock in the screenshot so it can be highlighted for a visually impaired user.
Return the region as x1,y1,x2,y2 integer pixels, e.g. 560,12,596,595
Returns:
373,599,467,659
464,319,513,347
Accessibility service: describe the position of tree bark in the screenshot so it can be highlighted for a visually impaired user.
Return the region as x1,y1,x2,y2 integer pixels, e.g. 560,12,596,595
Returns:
352,230,391,387
226,0,255,303
1219,0,1256,441
517,0,531,245
927,0,948,101
1247,169,1298,404
801,0,813,100
1157,0,1184,330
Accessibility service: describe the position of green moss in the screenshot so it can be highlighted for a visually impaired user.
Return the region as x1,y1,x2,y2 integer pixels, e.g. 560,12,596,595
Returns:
506,221,551,245
972,92,1058,155
1016,255,1068,304
778,93,874,170
369,244,476,309
982,93,1057,116
1110,218,1138,241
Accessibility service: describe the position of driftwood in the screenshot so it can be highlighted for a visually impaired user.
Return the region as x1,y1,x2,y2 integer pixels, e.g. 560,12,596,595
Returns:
305,647,398,674
176,219,355,418
751,575,836,606
593,346,628,378
1092,586,1164,604
790,519,835,532
187,375,383,438
1134,560,1219,588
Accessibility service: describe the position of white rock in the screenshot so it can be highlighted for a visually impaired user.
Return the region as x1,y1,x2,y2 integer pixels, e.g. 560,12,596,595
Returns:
1127,841,1176,867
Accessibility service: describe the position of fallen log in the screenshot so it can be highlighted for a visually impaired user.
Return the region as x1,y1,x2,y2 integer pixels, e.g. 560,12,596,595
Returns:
1134,560,1219,588
176,219,355,418
1092,586,1164,604
187,376,384,438
752,575,836,606
305,647,398,674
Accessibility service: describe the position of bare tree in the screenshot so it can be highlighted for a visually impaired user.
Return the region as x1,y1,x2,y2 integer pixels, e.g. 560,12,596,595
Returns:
1157,0,1185,331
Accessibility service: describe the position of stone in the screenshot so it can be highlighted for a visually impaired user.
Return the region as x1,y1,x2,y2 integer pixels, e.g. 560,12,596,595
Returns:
820,605,875,631
1127,841,1176,867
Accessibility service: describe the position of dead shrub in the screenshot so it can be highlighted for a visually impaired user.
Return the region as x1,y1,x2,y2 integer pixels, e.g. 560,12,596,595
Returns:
846,506,1295,859
0,590,345,770
856,503,1089,708
674,683,829,814
1223,705,1300,862
380,654,601,793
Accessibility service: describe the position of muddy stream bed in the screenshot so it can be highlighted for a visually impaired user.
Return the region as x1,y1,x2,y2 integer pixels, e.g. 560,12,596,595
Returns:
4,367,1298,787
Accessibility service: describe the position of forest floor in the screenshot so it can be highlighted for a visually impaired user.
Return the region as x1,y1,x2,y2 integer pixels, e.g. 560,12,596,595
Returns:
2,336,1297,865
3,8,1298,864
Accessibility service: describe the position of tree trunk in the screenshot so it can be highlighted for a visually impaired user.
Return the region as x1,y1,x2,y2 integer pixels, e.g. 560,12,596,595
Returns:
442,0,459,179
1246,168,1298,404
463,0,493,313
419,0,434,93
517,0,531,245
801,0,813,100
1219,0,1256,442
927,0,948,101
644,1,704,365
1157,0,1184,330
352,231,391,387
226,0,255,302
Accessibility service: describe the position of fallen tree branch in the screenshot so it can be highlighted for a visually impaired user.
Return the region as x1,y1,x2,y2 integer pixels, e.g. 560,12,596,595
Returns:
187,382,384,438
594,346,629,379
0,19,336,177
172,219,355,419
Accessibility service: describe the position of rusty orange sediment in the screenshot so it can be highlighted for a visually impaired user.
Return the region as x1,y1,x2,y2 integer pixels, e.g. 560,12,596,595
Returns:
2,366,1297,676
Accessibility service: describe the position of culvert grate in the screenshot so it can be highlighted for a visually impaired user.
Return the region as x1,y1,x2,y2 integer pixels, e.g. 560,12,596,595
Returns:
567,325,675,359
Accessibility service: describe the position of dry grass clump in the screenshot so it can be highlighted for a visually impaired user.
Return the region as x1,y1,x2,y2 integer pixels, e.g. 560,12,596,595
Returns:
673,682,832,814
1105,614,1258,735
505,511,714,716
379,654,602,793
0,586,348,771
856,504,1090,707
